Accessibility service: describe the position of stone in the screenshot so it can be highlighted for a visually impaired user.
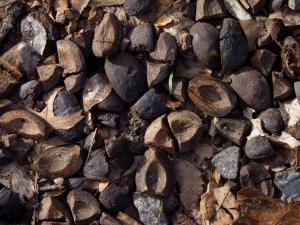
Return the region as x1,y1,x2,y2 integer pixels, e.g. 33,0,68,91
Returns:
260,108,284,134
245,136,274,159
274,167,300,201
133,193,168,225
211,146,240,179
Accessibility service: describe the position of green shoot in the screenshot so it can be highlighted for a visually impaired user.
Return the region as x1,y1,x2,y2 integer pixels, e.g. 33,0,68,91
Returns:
168,69,174,95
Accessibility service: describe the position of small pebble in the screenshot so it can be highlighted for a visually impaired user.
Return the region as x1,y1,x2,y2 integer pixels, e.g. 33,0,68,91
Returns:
260,108,284,134
274,167,300,201
211,146,240,179
133,192,168,225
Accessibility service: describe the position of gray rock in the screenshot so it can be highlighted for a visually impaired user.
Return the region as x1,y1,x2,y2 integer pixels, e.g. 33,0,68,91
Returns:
211,146,240,179
260,108,284,134
245,136,274,159
133,193,168,225
274,168,300,202
294,81,300,101
289,0,300,10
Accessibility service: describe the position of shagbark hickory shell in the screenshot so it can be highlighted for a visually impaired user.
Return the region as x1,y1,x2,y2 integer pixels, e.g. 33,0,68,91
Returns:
92,13,122,58
220,18,249,73
190,22,220,70
230,66,272,112
104,52,147,104
188,77,236,117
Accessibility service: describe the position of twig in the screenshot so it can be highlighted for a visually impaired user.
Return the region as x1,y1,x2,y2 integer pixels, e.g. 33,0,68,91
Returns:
84,128,98,167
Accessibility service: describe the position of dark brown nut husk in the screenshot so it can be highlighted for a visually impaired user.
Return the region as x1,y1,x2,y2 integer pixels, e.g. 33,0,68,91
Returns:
240,162,273,196
18,79,42,108
174,159,204,213
144,115,175,152
39,88,85,142
146,61,170,87
247,0,267,14
167,110,203,153
147,61,170,87
132,88,168,121
260,108,284,134
37,64,62,92
96,112,119,128
0,187,24,219
104,138,129,159
105,52,147,104
0,109,48,139
220,18,249,73
82,73,113,112
230,66,272,112
100,212,122,225
92,13,122,58
150,32,178,63
129,23,155,52
245,136,274,159
171,78,187,103
57,40,85,74
0,42,36,75
99,183,130,212
67,189,101,225
38,196,73,223
135,148,175,196
53,89,81,116
83,149,108,181
190,22,220,70
34,145,82,178
0,58,22,98
272,72,294,100
213,117,251,145
64,72,85,94
281,36,300,80
196,0,227,20
188,77,237,117
124,0,152,16
250,49,277,76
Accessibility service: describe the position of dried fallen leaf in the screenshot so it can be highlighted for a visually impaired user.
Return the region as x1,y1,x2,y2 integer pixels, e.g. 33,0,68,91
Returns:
200,183,239,224
238,187,300,225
